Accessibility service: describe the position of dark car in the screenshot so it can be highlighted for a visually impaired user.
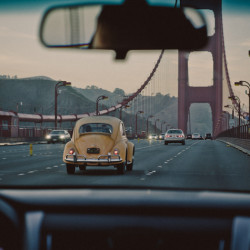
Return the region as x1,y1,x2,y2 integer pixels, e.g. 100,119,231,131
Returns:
186,134,192,139
205,133,213,140
46,130,71,144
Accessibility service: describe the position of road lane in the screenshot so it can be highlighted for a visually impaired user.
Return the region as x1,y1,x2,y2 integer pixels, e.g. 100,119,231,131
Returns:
0,139,249,191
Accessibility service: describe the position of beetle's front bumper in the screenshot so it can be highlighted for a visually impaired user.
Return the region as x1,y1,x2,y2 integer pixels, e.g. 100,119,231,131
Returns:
65,153,122,165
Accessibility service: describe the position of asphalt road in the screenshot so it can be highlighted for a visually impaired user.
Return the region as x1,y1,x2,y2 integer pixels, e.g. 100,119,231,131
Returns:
0,139,250,191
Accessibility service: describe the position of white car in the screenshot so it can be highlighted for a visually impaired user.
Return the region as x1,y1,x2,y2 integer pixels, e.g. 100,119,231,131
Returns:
164,129,185,145
192,133,201,140
46,130,71,144
148,134,158,140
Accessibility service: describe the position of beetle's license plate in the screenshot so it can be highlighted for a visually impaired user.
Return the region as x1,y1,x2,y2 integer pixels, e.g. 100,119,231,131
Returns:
87,148,100,154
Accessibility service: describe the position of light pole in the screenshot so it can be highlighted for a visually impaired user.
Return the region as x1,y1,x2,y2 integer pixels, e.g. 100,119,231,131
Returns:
135,111,144,137
120,104,130,120
166,124,170,131
229,95,241,135
222,111,229,131
161,121,166,133
16,102,23,113
154,118,160,134
146,115,154,136
96,95,108,115
235,80,250,123
224,105,235,127
55,81,71,129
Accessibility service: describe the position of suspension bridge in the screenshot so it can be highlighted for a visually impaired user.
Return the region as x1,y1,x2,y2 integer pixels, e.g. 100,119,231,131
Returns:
0,0,249,140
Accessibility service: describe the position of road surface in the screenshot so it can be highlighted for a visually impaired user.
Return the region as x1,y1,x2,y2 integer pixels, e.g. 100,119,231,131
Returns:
0,139,250,191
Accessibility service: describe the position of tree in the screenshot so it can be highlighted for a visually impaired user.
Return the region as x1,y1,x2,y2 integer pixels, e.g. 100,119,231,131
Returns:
113,88,125,96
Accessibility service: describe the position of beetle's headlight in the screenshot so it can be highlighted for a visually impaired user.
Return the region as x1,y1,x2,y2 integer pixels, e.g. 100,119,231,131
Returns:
60,135,65,139
46,135,51,139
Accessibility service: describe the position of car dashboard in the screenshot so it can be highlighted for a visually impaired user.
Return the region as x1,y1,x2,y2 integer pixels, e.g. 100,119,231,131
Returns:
0,188,250,250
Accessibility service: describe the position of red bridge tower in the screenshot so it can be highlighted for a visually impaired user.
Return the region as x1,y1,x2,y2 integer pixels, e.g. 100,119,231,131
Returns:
178,0,223,135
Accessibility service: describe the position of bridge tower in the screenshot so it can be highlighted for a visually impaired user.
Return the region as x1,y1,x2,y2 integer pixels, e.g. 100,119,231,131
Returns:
178,0,222,135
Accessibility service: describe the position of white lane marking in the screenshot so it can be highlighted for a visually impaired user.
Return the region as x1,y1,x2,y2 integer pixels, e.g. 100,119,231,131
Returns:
157,165,162,168
136,144,163,150
140,178,145,181
60,164,65,166
53,165,58,168
28,170,37,174
46,167,52,170
18,173,25,176
146,170,156,176
2,158,6,160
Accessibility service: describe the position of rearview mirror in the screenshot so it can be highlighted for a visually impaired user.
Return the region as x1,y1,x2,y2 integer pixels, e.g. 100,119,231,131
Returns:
40,0,208,59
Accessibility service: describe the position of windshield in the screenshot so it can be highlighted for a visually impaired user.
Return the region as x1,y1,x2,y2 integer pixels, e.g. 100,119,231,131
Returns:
0,0,249,191
51,131,65,135
167,130,183,134
79,123,113,134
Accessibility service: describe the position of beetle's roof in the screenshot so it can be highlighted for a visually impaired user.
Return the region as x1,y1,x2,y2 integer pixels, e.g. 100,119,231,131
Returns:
75,116,121,127
72,116,122,142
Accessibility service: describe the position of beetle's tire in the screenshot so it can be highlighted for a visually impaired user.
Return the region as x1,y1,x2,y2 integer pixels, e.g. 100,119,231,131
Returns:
126,147,134,171
182,141,186,145
66,164,75,174
79,166,86,171
126,163,133,171
117,163,125,175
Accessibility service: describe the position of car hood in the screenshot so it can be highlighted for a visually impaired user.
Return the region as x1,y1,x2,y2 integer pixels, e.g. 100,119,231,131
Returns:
75,134,115,156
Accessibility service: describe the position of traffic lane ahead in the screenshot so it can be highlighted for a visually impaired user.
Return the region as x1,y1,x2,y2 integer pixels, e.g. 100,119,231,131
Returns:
141,140,250,191
0,140,249,191
0,139,195,186
0,143,65,183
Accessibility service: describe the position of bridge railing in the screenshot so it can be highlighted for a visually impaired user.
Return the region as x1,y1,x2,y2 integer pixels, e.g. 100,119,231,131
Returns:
217,124,250,139
0,124,74,141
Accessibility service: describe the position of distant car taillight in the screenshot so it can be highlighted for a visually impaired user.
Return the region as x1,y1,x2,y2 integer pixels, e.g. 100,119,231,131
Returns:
114,149,119,155
69,148,75,155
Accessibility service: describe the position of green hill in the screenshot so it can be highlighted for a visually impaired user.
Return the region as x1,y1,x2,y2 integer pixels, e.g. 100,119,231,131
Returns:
0,78,212,135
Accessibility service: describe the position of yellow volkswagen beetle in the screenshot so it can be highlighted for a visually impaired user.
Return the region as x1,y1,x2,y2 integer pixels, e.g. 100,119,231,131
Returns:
63,116,135,175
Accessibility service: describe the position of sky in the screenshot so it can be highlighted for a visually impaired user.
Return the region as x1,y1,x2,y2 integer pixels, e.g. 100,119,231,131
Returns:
0,1,249,110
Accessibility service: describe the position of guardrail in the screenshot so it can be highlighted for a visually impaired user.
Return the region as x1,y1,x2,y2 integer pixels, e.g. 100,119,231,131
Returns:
217,124,250,139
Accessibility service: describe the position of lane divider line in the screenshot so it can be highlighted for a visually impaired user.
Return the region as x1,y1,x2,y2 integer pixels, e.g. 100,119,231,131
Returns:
146,170,156,176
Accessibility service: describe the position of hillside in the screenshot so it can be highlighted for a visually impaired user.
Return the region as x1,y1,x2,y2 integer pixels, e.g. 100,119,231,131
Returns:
0,78,212,135
0,79,95,115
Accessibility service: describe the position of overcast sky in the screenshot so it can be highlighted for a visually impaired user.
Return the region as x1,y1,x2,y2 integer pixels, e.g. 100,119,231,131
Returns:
0,2,249,110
